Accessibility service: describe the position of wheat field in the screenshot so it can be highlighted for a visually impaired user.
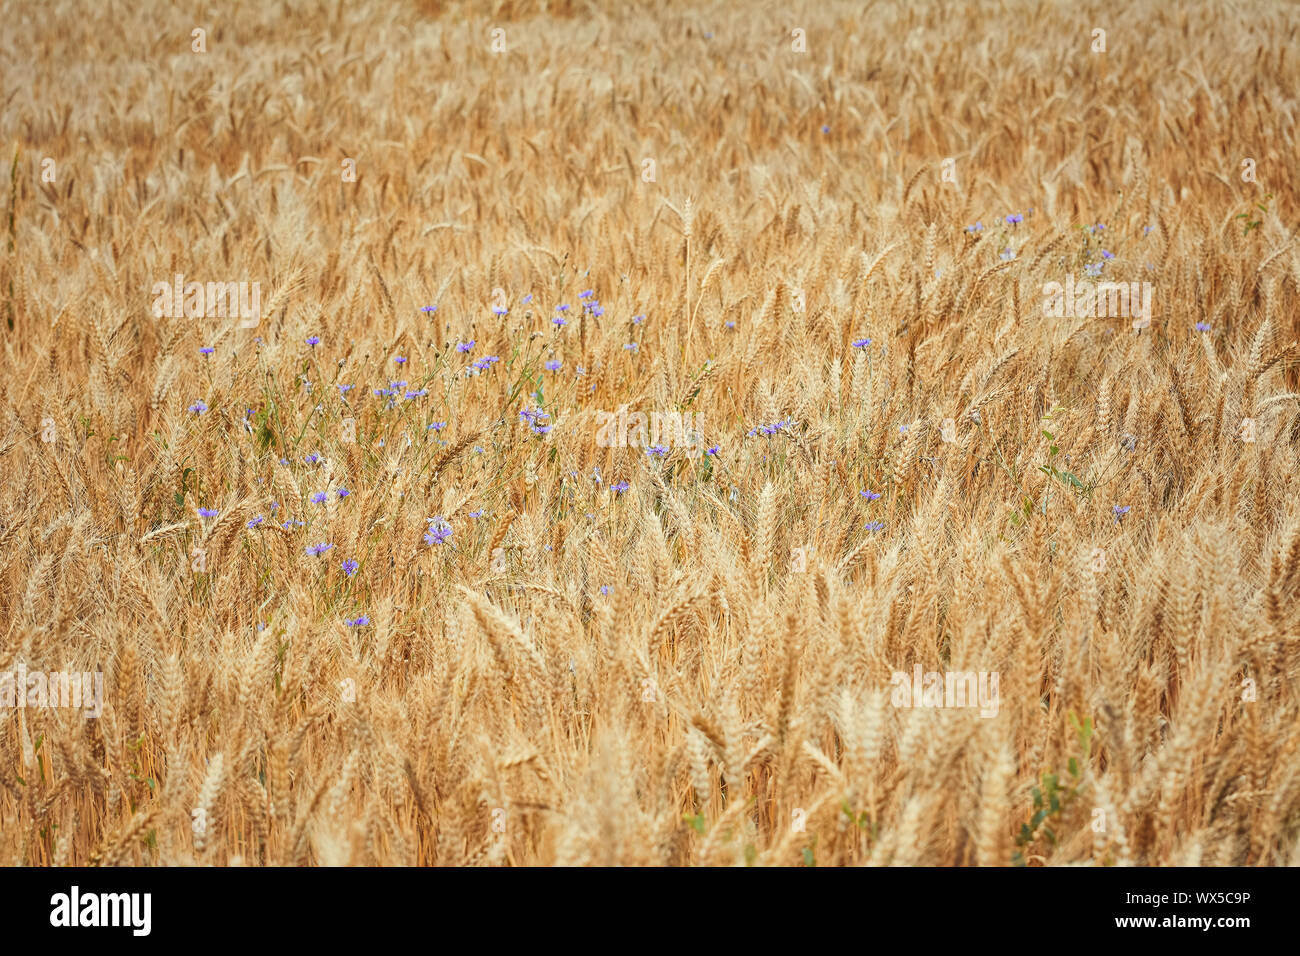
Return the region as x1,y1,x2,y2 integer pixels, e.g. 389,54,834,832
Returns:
2,0,1299,867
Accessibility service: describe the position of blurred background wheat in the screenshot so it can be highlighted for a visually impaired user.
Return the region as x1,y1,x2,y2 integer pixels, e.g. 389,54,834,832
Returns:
1,0,1299,865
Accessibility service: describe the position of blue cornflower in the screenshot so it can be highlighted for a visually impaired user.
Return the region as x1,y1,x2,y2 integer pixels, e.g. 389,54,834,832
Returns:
632,314,645,324
457,341,475,352
311,492,328,504
647,445,669,458
1112,505,1130,524
337,488,350,499
542,359,561,372
579,289,594,299
555,304,570,312
599,585,612,595
428,421,446,431
345,615,369,627
1195,322,1211,332
553,317,567,328
864,520,885,533
341,559,359,577
468,509,484,518
199,346,214,355
188,400,208,414
424,519,452,545
725,321,735,329
1000,248,1016,261
394,356,407,364
247,515,264,528
198,507,219,518
520,406,552,435
1084,262,1104,277
338,383,354,393
405,389,427,399
706,445,719,456
306,336,320,346
965,222,984,233
304,453,321,465
522,294,533,304
624,343,638,351
821,124,830,133
852,338,871,348
861,490,881,501
611,481,630,493
1006,213,1024,224
420,305,438,314
1101,250,1114,259
492,306,508,315
306,542,334,556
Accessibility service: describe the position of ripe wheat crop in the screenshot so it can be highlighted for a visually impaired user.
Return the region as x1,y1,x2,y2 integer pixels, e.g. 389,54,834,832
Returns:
2,0,1299,867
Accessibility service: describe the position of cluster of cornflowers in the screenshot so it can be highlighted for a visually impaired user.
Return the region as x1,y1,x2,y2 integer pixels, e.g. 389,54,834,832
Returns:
519,406,552,435
747,417,798,438
424,516,452,546
861,489,884,533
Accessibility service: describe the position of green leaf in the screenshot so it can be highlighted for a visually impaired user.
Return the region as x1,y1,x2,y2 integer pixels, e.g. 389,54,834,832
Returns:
1068,757,1079,778
801,847,815,867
